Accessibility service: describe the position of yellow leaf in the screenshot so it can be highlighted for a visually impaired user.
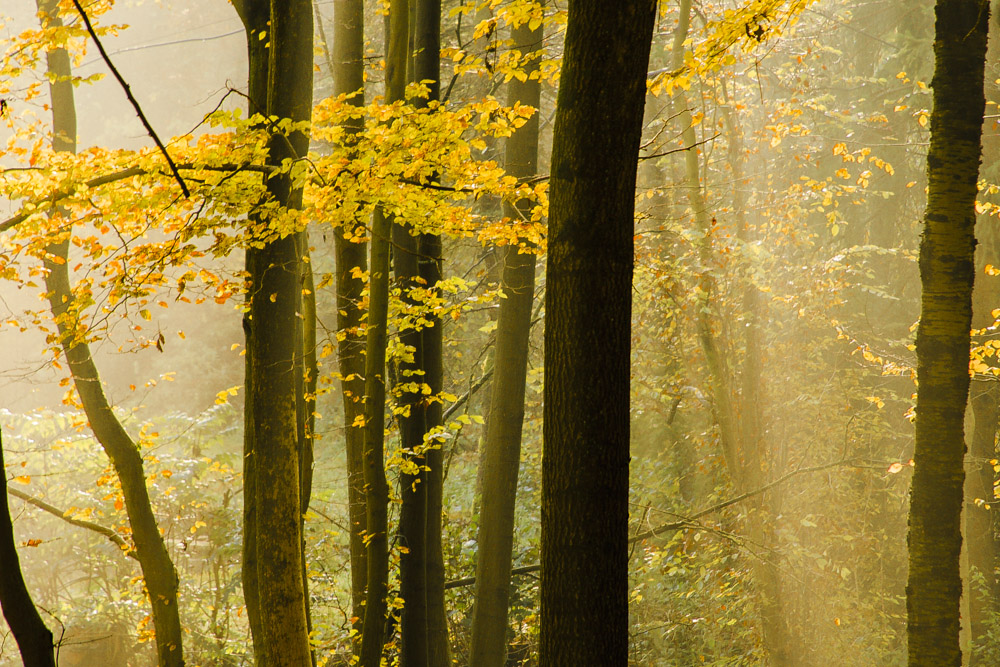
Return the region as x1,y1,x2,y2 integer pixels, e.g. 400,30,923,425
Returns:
13,475,30,485
887,462,904,474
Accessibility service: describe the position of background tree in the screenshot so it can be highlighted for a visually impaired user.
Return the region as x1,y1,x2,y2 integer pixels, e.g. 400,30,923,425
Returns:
470,5,543,666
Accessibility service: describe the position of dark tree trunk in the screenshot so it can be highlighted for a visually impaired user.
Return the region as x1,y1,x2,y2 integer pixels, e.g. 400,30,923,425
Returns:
0,430,56,667
410,3,450,664
470,8,543,667
539,1,655,665
234,0,315,662
230,0,271,654
907,1,990,665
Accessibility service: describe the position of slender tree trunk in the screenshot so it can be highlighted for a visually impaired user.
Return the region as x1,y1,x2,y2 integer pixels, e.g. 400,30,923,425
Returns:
540,1,655,665
0,429,56,667
410,3,450,663
396,186,430,667
908,2,990,665
231,0,270,654
329,0,370,640
240,0,316,663
966,14,1000,661
470,8,542,667
37,3,184,664
360,3,409,664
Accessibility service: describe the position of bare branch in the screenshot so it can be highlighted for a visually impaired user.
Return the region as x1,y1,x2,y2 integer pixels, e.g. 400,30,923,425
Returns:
6,486,136,560
69,0,190,197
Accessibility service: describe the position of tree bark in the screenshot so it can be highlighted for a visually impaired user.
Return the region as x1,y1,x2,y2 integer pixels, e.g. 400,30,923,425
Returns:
908,1,990,665
230,0,271,654
470,8,542,667
540,1,655,665
37,2,184,664
0,429,56,667
410,3,450,663
236,0,316,662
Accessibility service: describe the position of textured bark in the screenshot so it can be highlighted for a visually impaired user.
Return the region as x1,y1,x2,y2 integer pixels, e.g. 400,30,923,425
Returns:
0,430,56,667
539,1,655,665
37,3,184,664
329,0,370,639
360,4,409,664
469,8,542,667
907,2,990,665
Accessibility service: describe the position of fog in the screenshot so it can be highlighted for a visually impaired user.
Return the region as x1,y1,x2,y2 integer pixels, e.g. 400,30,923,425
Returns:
0,0,992,665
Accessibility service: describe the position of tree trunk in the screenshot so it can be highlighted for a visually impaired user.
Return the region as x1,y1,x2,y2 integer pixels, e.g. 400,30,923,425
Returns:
231,0,271,654
395,182,430,667
0,429,56,667
410,3,450,663
540,1,655,665
241,0,316,663
360,3,409,664
908,1,990,665
469,8,542,667
37,3,184,664
329,0,370,641
966,12,1000,661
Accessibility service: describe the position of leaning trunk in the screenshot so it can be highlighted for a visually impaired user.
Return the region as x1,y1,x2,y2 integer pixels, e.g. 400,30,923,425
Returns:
38,2,183,664
0,430,56,667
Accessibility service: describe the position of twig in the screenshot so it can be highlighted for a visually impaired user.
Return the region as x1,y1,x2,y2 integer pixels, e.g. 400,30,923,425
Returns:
441,458,856,589
70,0,190,197
442,369,494,421
640,133,720,161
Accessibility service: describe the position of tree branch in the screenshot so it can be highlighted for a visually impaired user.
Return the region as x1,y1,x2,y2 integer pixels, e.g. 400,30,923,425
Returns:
6,486,136,560
442,458,857,589
69,0,190,197
0,163,273,233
